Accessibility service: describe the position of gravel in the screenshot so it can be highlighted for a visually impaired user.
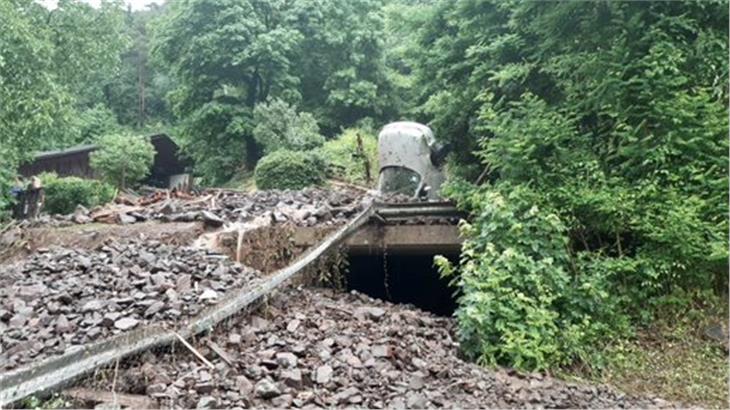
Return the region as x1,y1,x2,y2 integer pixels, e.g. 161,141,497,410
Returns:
25,187,367,228
0,187,370,372
0,240,259,372
93,287,673,409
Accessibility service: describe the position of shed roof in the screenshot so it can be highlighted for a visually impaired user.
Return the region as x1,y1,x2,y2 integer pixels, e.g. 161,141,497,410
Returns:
32,134,175,160
34,144,97,160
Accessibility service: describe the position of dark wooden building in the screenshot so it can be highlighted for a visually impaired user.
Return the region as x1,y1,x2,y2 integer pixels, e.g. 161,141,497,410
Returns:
18,134,192,188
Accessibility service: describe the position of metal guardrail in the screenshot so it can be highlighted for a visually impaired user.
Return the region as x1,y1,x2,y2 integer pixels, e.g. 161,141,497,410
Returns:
372,201,464,220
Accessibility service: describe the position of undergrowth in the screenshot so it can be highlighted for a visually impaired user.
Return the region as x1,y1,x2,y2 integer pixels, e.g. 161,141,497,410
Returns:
564,290,729,408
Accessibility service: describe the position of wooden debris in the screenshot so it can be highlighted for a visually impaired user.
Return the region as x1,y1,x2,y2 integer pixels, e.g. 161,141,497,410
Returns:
205,339,235,367
90,205,143,224
174,332,215,369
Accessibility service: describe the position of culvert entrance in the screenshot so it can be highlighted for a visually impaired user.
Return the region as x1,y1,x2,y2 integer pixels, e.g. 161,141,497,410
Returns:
345,252,459,316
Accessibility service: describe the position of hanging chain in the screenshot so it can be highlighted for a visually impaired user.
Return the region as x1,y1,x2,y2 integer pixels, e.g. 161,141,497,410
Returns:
380,224,391,301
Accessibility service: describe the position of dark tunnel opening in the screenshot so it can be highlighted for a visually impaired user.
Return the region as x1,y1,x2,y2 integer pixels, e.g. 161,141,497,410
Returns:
345,252,459,317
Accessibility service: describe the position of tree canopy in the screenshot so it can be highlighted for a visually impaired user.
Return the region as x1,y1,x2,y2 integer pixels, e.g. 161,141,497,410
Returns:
149,0,398,183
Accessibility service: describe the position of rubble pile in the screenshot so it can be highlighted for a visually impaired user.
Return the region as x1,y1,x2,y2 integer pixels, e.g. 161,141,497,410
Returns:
0,241,259,371
30,187,367,228
101,288,670,409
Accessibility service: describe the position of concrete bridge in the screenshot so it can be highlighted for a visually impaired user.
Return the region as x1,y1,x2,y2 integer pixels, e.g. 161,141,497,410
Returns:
293,201,464,254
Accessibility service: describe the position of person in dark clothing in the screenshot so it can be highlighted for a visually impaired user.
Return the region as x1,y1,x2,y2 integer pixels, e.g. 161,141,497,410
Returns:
25,176,44,219
10,177,26,219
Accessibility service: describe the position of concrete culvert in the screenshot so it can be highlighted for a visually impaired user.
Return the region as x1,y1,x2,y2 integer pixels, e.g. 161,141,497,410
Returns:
345,252,459,317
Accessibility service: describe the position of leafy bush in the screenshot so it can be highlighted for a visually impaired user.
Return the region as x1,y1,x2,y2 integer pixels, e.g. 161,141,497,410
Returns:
90,133,155,189
437,183,627,371
421,1,728,372
40,173,116,215
320,128,378,186
253,99,325,154
181,101,253,185
255,150,326,190
0,146,19,218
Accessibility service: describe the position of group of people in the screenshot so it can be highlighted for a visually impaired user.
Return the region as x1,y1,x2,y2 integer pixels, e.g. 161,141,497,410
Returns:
10,176,44,220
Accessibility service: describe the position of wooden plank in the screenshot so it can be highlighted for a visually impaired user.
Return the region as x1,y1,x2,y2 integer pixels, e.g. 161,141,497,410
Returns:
206,340,235,367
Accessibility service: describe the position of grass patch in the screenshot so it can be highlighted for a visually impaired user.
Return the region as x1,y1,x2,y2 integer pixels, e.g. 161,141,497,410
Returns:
566,291,729,408
219,171,257,192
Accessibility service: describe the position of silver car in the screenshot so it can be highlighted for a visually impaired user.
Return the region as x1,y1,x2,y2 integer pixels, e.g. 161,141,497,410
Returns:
377,122,446,200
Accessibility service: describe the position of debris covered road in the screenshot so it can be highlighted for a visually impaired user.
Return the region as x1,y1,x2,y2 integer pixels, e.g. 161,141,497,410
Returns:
1,188,365,372
0,186,674,408
0,241,258,371
23,187,367,228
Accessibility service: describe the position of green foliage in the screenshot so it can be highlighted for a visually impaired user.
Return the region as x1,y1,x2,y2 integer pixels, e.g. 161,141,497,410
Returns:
19,393,70,410
320,128,378,186
437,183,627,370
45,0,128,107
0,0,74,156
573,290,728,408
1,0,128,213
74,104,122,143
150,0,397,181
104,5,172,128
424,1,729,372
255,150,326,190
180,102,253,185
40,173,116,215
90,134,155,189
253,99,325,154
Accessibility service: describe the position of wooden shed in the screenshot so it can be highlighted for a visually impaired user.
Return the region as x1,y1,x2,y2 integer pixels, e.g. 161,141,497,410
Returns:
18,134,192,188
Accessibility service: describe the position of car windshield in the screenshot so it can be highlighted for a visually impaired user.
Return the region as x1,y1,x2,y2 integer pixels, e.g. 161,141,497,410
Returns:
378,166,421,196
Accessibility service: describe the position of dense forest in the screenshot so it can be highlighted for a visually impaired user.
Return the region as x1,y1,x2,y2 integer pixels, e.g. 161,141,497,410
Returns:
1,0,728,385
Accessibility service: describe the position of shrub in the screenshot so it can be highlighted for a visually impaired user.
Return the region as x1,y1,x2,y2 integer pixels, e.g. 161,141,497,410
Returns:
435,81,728,372
40,173,116,215
181,101,253,185
253,99,325,154
320,128,378,186
255,150,326,190
90,133,155,189
0,149,18,217
436,183,626,371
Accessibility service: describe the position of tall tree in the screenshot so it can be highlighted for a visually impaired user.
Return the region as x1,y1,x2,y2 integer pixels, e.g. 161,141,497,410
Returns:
45,0,127,108
104,4,172,129
292,0,396,132
151,0,397,183
0,0,73,163
1,0,128,210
